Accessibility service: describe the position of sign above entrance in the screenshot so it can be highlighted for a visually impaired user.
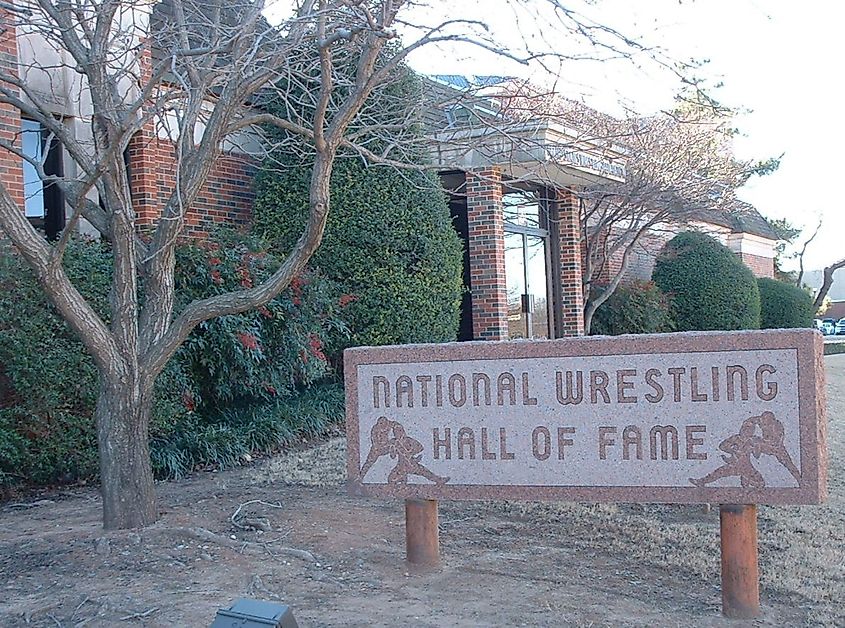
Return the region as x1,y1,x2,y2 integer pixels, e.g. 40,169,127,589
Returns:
345,329,827,505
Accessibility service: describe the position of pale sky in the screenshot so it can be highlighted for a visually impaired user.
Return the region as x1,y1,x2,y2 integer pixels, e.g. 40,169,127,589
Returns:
401,0,844,271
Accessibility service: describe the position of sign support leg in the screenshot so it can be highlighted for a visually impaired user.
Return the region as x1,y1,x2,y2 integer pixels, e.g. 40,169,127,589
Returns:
719,504,760,619
405,499,439,566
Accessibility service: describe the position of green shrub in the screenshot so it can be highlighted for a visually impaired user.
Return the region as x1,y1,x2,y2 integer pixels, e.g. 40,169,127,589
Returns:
652,231,761,331
0,238,115,485
173,231,347,411
757,277,815,329
0,233,345,489
590,281,675,336
253,157,463,354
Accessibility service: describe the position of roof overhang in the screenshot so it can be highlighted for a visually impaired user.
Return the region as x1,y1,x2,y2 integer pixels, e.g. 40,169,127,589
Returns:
429,119,626,187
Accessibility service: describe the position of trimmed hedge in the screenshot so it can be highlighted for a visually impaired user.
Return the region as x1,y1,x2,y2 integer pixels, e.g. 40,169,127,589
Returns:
590,281,675,336
253,157,463,355
652,231,761,331
757,277,815,329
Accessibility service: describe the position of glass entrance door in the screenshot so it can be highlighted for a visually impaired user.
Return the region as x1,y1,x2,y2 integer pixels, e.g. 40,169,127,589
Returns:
505,231,551,339
503,189,554,340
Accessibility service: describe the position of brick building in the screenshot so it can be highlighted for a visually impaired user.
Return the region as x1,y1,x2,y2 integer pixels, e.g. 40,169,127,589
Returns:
429,76,777,340
595,203,779,286
0,6,256,242
436,129,626,341
1,18,777,342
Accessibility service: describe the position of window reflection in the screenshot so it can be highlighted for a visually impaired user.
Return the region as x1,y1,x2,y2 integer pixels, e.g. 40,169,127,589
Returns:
503,190,541,228
505,232,526,339
503,187,553,339
22,119,44,218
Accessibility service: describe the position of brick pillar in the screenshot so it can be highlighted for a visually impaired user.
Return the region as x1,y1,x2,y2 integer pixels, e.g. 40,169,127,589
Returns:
556,188,585,336
466,169,508,341
740,253,774,279
125,43,163,230
0,11,23,208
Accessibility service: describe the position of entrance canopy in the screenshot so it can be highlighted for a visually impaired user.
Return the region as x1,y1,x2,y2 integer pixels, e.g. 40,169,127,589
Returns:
430,119,626,189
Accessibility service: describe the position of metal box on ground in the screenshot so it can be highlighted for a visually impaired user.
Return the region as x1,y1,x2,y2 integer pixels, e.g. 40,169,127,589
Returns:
210,598,298,628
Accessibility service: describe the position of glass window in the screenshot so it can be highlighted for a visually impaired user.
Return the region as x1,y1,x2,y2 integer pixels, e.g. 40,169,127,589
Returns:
525,234,550,339
505,231,527,339
22,119,44,218
503,187,554,339
505,231,551,340
503,190,541,229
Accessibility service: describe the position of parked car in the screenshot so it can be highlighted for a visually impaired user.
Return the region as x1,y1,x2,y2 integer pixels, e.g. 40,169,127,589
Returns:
822,319,837,335
837,319,845,335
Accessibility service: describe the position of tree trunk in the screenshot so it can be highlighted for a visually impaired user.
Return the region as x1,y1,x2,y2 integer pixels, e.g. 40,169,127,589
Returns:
96,375,158,529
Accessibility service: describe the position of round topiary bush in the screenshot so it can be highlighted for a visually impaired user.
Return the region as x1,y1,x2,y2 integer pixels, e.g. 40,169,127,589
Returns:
651,231,761,331
253,156,463,354
757,277,815,329
590,280,675,336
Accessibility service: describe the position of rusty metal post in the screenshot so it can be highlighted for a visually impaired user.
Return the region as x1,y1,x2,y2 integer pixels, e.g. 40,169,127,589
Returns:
719,504,760,619
405,499,439,566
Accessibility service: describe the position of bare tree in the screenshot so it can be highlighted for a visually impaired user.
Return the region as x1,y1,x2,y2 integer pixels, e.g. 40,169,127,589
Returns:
794,217,822,288
427,79,774,334
577,105,776,333
0,0,680,528
813,257,845,311
0,0,465,529
775,216,840,312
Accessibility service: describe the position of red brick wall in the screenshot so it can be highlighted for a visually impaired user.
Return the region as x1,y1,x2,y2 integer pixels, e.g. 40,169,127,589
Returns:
0,11,23,208
591,230,775,284
127,41,254,238
740,252,774,279
127,131,255,238
556,189,584,336
466,168,508,341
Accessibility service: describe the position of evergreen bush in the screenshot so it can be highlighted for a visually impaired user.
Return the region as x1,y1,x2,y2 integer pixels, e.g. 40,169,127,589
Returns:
253,156,463,355
0,238,123,486
590,281,675,336
651,231,761,331
173,231,346,411
253,55,462,357
0,233,345,489
757,277,815,329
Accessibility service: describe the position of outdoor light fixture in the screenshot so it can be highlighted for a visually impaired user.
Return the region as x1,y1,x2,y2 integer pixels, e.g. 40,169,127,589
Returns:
210,598,299,628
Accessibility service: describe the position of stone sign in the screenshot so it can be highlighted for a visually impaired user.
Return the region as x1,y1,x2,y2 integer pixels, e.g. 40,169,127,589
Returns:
345,329,827,505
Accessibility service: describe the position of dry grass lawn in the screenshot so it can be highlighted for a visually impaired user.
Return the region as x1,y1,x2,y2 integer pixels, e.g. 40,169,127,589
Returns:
1,355,842,626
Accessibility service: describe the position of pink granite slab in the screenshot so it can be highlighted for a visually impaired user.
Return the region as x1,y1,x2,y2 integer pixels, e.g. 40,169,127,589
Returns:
344,329,827,505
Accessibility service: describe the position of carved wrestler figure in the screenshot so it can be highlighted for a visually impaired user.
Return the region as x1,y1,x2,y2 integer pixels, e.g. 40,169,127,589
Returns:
691,416,764,488
359,416,394,479
386,423,449,487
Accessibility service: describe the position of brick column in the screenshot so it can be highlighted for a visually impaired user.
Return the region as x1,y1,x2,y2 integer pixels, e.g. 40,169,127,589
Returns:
740,253,774,279
0,11,23,208
556,188,585,336
125,43,163,231
125,41,255,239
466,169,508,341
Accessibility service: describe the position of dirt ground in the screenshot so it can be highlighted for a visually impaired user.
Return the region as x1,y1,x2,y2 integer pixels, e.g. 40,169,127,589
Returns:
1,356,843,627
